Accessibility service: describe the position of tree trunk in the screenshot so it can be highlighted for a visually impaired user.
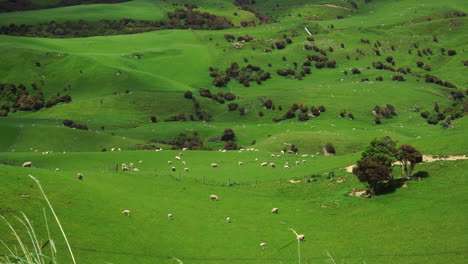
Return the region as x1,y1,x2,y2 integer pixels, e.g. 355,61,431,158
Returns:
368,181,377,197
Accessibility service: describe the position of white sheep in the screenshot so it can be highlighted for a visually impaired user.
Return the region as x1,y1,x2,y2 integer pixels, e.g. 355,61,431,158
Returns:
271,208,279,214
276,155,281,158
122,210,130,216
301,154,309,158
238,161,244,166
111,148,115,151
261,162,268,167
269,163,276,168
168,161,173,165
77,173,83,180
226,217,231,223
184,168,189,172
182,161,186,165
133,168,139,172
297,234,305,242
260,242,267,249
122,164,128,171
210,194,219,201
271,154,275,157
22,162,32,167
55,168,59,172
175,156,181,160
302,160,307,164
211,163,218,168
168,213,173,220
284,165,290,169
171,167,176,172
295,161,300,165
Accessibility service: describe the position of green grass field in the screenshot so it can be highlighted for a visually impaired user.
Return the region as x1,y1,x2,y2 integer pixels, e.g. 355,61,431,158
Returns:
0,0,467,263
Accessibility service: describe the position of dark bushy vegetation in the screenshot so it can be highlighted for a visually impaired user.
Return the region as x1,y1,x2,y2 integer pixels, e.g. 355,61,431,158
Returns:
209,62,270,87
373,104,397,122
221,128,236,141
63,119,88,130
0,8,233,37
165,132,203,150
0,0,130,12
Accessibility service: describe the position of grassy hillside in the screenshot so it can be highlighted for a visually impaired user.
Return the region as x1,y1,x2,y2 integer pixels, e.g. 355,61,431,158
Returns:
0,0,467,263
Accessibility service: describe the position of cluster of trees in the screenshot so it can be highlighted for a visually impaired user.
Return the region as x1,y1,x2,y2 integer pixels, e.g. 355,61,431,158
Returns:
224,34,254,42
233,0,272,25
198,88,236,103
209,62,270,87
282,144,299,154
420,93,466,127
339,110,354,120
276,66,310,80
272,103,325,122
372,104,397,124
353,137,423,197
167,132,204,150
0,8,233,37
0,83,71,115
306,54,337,69
63,119,88,130
221,128,237,150
0,0,129,12
424,74,457,88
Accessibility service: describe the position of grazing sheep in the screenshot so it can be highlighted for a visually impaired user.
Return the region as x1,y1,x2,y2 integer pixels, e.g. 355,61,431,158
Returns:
295,161,300,165
168,161,173,164
182,161,186,165
276,155,281,158
77,173,83,180
22,162,32,167
260,242,267,249
168,213,173,220
178,152,183,156
184,168,189,172
271,154,275,157
271,208,279,214
138,160,143,163
133,168,139,172
210,194,219,201
122,164,129,171
182,148,188,151
175,156,181,160
301,154,309,158
211,163,218,168
55,168,59,172
238,161,244,166
269,163,276,168
284,165,290,169
118,148,122,151
281,150,285,154
171,167,176,172
261,162,268,167
122,210,130,216
226,217,231,223
302,160,307,164
111,148,115,151
297,234,305,242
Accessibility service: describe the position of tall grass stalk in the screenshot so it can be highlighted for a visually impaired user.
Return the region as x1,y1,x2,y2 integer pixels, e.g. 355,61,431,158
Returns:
288,228,301,264
28,174,76,264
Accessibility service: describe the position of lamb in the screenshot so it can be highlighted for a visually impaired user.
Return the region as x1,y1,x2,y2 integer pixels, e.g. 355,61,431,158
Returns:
276,155,281,158
269,163,276,168
182,161,186,165
271,208,279,214
210,194,219,201
211,163,218,168
302,160,307,164
171,167,176,172
226,217,231,223
261,162,268,167
175,156,181,160
284,165,290,169
168,213,173,220
238,162,244,166
168,161,173,165
111,148,115,151
260,242,267,249
77,173,83,180
295,161,300,165
297,234,305,242
271,154,275,157
122,164,129,171
184,168,189,172
301,154,309,158
133,168,139,172
122,210,130,216
22,162,32,167
55,168,59,172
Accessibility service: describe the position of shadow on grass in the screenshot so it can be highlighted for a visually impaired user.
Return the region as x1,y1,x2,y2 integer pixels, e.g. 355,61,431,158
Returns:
376,171,430,196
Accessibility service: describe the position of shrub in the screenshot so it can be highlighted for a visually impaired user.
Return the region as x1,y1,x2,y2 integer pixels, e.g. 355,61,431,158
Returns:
224,92,236,101
348,112,354,120
150,115,157,123
351,68,361,74
258,111,264,117
318,105,326,112
224,140,238,150
275,41,286,49
447,50,457,56
297,112,309,121
263,99,273,109
1,109,8,116
325,142,336,155
63,119,88,130
221,128,236,141
416,61,424,67
238,106,246,115
184,91,193,99
227,103,239,111
199,88,212,98
392,75,406,82
339,110,346,117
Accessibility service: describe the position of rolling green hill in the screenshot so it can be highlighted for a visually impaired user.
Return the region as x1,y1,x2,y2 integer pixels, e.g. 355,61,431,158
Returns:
0,0,467,263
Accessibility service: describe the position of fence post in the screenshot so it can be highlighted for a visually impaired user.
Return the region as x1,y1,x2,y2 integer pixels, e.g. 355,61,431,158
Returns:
227,177,231,186
178,172,181,181
115,163,118,172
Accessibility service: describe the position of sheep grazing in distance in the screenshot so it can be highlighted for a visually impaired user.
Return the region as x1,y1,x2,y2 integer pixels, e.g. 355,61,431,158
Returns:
118,148,121,151
55,168,59,172
301,154,309,158
271,208,279,214
175,156,181,160
211,163,218,168
184,168,189,172
302,160,307,164
284,165,290,169
182,148,188,151
178,152,183,156
111,148,115,151
138,160,143,163
122,164,129,171
133,168,139,172
261,162,268,167
269,163,276,168
171,167,176,172
122,210,130,216
271,154,275,157
276,155,281,158
182,161,186,165
238,161,244,166
226,217,231,223
77,173,83,180
260,242,267,249
210,194,219,201
168,213,173,220
295,161,300,165
168,161,173,165
281,150,285,154
22,162,32,167
297,234,305,242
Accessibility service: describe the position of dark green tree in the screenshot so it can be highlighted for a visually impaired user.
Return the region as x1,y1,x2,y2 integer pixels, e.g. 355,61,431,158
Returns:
396,144,423,178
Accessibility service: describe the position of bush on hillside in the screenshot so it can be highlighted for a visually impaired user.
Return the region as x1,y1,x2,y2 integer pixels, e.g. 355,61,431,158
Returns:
221,128,236,141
